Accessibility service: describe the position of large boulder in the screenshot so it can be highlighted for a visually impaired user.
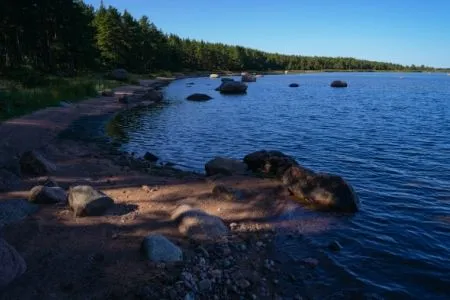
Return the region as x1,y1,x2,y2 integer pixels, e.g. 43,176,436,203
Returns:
205,157,248,176
241,74,256,82
0,199,38,228
216,81,248,94
330,80,348,88
243,150,298,176
28,185,67,204
186,93,213,101
110,69,129,81
141,234,183,262
19,150,56,176
68,185,114,217
171,205,228,241
0,238,26,289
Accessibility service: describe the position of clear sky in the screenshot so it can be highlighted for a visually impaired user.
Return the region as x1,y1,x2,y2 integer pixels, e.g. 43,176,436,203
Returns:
86,0,450,68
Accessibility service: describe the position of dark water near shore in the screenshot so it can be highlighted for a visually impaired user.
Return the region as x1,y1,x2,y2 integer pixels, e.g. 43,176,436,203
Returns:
111,73,450,299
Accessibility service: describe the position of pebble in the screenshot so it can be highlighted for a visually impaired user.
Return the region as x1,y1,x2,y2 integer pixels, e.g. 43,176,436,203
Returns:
237,278,251,289
273,279,279,285
229,222,238,229
239,244,247,251
184,292,195,300
198,279,211,291
211,269,222,279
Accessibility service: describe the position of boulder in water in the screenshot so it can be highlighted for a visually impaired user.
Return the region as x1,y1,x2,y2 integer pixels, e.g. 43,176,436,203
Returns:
68,185,114,217
330,80,348,88
186,93,213,101
216,81,248,94
205,157,248,176
243,150,298,176
289,83,299,87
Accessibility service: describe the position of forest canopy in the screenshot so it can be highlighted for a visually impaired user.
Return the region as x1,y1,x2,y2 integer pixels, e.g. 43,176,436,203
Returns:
0,0,437,75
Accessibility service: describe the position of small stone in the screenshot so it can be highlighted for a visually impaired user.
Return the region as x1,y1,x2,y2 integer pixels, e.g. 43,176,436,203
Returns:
239,244,247,251
236,278,250,289
141,234,183,262
199,257,206,266
256,241,264,247
184,292,195,300
273,279,279,285
302,257,319,268
328,240,342,252
141,185,151,193
223,259,232,268
211,269,222,279
198,279,212,291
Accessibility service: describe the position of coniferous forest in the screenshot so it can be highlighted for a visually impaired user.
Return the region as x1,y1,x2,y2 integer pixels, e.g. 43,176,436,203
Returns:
0,0,437,76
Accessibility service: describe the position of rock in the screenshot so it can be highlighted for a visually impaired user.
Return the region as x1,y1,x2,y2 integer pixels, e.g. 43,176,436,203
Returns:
301,257,319,268
68,185,114,217
221,78,234,82
0,199,38,228
101,90,114,97
28,185,67,204
212,185,242,201
110,68,129,81
209,74,219,78
241,74,256,82
140,89,163,102
198,279,212,291
236,278,250,289
330,80,348,88
141,234,183,262
216,81,248,94
328,240,342,252
186,93,213,101
184,292,195,300
143,152,159,162
205,157,247,176
0,238,26,289
171,205,229,241
0,169,21,192
243,150,298,176
289,83,299,87
286,172,360,212
19,150,56,176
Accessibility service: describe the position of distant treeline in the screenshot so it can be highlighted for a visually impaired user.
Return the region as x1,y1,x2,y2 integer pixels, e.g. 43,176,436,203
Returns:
0,0,442,75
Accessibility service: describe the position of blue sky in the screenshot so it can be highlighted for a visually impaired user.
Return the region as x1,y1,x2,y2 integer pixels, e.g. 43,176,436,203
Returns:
86,0,450,68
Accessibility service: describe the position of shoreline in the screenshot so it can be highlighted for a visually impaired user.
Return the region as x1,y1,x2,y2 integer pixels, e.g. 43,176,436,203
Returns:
0,78,322,299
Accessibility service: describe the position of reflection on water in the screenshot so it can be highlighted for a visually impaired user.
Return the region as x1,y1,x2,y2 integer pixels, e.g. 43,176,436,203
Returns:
109,73,450,298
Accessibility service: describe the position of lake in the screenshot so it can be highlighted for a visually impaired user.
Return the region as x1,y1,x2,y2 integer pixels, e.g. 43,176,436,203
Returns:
111,72,450,299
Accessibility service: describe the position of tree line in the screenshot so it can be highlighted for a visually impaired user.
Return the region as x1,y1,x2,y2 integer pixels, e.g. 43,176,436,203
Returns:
0,0,438,76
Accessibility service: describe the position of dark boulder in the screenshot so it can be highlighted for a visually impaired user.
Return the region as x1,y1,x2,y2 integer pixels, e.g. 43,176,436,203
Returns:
110,68,129,81
0,238,26,289
289,83,299,87
28,185,67,204
243,150,298,176
68,185,114,217
143,152,159,162
330,80,348,88
186,93,213,101
205,157,247,176
216,81,248,94
19,150,56,176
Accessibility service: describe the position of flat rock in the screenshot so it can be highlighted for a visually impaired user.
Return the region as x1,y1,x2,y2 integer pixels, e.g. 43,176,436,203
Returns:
171,205,228,241
0,238,26,289
0,199,38,228
68,185,114,217
28,185,67,204
141,234,183,262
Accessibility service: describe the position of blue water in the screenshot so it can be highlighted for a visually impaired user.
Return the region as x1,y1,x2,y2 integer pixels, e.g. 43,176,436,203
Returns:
113,73,450,299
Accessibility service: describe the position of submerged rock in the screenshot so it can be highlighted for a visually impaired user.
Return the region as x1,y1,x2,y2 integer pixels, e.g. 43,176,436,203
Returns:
0,238,26,289
330,80,348,88
205,157,247,176
28,185,67,204
141,234,183,262
171,205,228,240
216,81,248,94
68,185,114,217
19,150,56,176
186,93,213,101
289,83,299,87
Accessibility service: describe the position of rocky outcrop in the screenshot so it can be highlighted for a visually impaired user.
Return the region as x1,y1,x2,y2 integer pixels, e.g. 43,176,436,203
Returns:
0,238,26,289
28,185,67,204
205,157,248,176
289,83,299,87
171,205,228,241
68,185,114,217
19,150,56,176
330,80,348,88
186,93,213,101
241,74,256,82
110,69,129,81
0,199,38,228
244,150,360,212
216,81,248,94
141,234,183,262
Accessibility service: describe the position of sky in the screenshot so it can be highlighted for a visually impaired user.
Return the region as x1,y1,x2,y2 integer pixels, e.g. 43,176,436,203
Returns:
85,0,450,68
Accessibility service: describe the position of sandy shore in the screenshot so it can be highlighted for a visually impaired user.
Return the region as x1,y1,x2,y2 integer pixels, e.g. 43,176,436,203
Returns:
0,79,317,299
